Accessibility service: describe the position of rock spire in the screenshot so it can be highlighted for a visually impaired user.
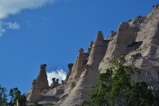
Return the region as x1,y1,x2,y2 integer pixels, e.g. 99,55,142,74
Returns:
36,64,49,92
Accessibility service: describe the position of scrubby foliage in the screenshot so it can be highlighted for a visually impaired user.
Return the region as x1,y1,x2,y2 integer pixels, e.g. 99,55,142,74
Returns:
0,86,27,106
0,85,7,106
8,87,27,105
82,57,156,106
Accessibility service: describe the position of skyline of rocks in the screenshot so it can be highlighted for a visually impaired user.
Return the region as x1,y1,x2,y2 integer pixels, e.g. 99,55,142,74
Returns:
26,4,159,106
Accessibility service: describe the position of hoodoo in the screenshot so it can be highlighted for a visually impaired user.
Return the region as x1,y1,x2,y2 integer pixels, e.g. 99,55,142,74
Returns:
36,64,49,92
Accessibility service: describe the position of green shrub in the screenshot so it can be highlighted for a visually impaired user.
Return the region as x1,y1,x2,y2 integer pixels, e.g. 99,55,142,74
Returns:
82,57,156,106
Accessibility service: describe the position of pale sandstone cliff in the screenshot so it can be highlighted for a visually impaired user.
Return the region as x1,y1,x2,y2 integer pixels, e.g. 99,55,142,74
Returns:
27,5,159,106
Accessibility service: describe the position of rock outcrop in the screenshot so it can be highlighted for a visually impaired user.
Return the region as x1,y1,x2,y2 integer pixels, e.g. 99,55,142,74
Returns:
27,79,41,103
50,78,60,89
68,48,89,82
61,31,110,106
65,63,74,82
98,22,136,71
27,64,49,104
27,4,159,106
36,64,49,92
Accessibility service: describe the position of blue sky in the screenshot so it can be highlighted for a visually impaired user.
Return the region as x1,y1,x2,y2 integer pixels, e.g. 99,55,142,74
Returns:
0,0,158,95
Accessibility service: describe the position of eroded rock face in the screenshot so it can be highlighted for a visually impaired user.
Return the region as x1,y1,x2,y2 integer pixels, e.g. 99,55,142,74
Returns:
63,7,159,105
61,31,110,106
68,48,89,82
65,63,74,82
36,64,49,92
130,7,159,83
27,5,159,106
50,78,59,89
88,31,110,65
99,22,136,72
27,79,41,103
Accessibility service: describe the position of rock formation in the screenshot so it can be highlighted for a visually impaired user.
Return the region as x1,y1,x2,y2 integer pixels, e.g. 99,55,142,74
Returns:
65,63,74,82
50,78,56,88
27,4,159,106
27,79,41,103
36,64,49,92
68,48,89,82
61,31,110,106
27,64,49,104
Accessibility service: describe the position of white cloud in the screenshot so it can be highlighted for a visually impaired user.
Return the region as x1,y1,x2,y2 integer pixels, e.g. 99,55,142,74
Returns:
0,21,20,36
47,69,66,86
6,22,20,30
0,0,56,19
0,0,56,36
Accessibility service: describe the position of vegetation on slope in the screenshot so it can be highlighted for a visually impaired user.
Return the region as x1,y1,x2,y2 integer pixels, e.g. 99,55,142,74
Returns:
82,57,157,106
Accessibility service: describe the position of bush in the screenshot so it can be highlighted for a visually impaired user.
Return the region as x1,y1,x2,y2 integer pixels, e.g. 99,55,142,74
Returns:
82,57,156,106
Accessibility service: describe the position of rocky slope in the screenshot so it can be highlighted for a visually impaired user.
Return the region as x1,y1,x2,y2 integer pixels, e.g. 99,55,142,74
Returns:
26,4,159,106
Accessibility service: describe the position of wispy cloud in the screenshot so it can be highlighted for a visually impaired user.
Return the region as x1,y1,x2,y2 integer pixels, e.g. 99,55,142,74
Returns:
0,0,56,19
0,0,56,36
0,28,6,37
6,22,20,30
0,21,5,36
0,21,20,36
25,21,31,28
47,69,66,86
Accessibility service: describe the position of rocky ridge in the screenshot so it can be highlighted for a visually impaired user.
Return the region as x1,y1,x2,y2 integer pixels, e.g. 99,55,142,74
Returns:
26,4,159,106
